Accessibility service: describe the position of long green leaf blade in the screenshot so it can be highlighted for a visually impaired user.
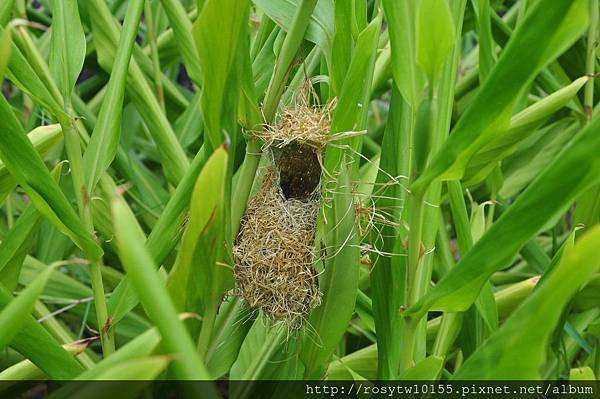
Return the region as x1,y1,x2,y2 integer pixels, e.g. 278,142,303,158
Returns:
0,95,101,258
453,226,600,379
0,265,55,351
111,193,216,387
49,0,86,102
412,0,588,194
407,113,600,317
82,0,144,190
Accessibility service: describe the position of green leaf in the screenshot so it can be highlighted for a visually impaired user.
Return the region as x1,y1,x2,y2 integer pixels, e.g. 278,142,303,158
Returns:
253,0,334,61
49,0,86,103
1,25,67,120
463,76,589,186
0,0,14,26
167,146,231,313
261,0,318,123
193,0,249,149
326,345,378,380
412,0,589,194
0,206,41,290
382,0,425,108
0,124,63,204
0,163,63,291
159,0,202,86
0,94,101,258
330,0,353,95
229,317,289,381
325,13,382,172
369,87,408,379
407,113,600,317
0,340,89,382
415,0,456,85
82,0,144,190
452,226,600,379
500,119,577,197
398,355,444,380
0,26,10,78
205,298,253,379
301,161,361,378
74,327,162,380
107,148,210,326
570,367,596,380
111,193,216,385
49,357,170,399
471,0,497,80
88,0,189,185
0,285,84,379
0,265,56,351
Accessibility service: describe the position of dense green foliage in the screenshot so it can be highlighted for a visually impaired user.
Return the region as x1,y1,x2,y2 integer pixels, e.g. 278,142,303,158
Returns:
1,0,600,394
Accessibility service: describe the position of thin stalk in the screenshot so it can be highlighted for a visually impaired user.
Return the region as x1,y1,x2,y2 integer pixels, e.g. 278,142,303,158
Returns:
231,139,261,235
400,191,424,371
5,195,13,229
11,24,115,354
404,0,467,365
432,180,475,358
144,0,166,110
435,211,454,276
196,301,218,356
447,180,474,253
433,312,463,357
407,193,425,307
60,116,115,356
585,0,598,121
231,0,318,234
262,0,318,122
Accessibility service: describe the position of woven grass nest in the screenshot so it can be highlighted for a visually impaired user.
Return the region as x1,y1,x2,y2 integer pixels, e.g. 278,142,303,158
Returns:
233,102,331,329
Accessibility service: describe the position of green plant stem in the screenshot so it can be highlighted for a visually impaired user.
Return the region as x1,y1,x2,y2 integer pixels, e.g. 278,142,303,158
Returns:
432,180,474,358
60,117,114,356
144,0,165,110
447,180,474,253
400,191,424,371
433,312,463,357
231,139,261,235
574,0,599,233
5,195,13,229
11,24,115,354
197,302,218,357
407,193,425,306
232,0,318,235
262,0,318,122
585,0,598,121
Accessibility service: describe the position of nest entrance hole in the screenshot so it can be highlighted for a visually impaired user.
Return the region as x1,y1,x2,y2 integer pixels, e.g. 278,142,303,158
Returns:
272,142,322,200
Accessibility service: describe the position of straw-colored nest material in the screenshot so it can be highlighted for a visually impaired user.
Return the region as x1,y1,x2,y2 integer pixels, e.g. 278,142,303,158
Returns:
257,103,332,151
233,167,322,328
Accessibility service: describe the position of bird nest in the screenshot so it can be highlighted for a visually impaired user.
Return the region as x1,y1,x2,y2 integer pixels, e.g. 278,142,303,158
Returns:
233,166,321,329
233,101,330,329
255,102,333,152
